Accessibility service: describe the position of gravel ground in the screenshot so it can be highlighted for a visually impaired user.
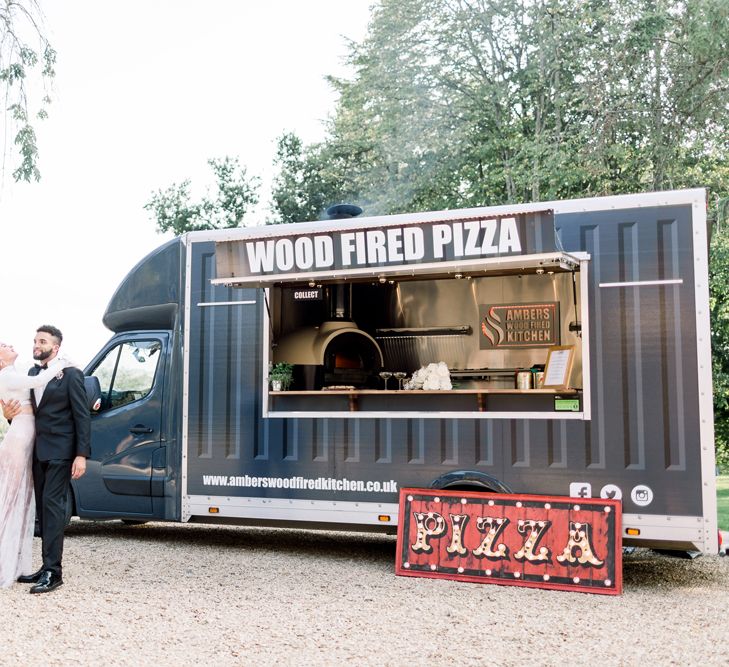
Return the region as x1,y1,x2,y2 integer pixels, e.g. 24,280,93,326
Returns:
1,520,727,666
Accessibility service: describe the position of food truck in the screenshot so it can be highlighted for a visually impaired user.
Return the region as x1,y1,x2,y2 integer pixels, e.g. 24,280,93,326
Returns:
73,188,719,554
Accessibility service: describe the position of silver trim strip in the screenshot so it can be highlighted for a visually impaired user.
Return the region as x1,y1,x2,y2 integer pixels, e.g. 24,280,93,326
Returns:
599,279,683,288
264,410,587,420
263,287,271,398
579,262,592,420
186,495,400,526
183,495,710,550
691,199,719,553
181,235,193,522
197,300,256,307
622,513,709,551
211,251,585,287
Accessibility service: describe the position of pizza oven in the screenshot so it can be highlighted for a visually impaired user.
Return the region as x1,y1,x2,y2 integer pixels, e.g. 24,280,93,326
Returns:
273,319,383,390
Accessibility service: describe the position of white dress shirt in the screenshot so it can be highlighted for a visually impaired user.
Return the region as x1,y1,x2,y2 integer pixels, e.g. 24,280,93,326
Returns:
32,356,65,406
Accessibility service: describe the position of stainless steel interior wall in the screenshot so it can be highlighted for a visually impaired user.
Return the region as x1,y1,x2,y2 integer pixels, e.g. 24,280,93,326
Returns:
381,273,582,380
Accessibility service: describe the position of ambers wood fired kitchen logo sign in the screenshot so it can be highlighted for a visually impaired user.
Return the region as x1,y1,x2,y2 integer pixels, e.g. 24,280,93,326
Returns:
479,302,559,349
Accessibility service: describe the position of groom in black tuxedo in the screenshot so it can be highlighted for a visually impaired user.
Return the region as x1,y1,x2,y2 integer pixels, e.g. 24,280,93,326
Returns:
15,325,90,594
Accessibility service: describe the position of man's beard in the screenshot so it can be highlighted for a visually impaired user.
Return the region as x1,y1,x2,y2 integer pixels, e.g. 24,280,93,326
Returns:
34,349,53,361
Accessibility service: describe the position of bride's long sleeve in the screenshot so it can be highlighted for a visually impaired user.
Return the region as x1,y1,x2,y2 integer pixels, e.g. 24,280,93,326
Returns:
0,360,71,392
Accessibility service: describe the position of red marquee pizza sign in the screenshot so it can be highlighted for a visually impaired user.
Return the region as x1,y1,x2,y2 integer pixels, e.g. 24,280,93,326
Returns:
396,489,622,595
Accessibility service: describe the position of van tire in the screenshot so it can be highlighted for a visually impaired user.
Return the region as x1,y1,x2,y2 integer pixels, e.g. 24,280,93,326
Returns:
429,470,512,494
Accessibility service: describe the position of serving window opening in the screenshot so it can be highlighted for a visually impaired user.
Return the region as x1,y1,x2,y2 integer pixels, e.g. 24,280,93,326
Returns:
261,251,591,419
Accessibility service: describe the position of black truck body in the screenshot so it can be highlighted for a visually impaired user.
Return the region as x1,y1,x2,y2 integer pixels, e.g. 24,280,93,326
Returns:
73,189,719,554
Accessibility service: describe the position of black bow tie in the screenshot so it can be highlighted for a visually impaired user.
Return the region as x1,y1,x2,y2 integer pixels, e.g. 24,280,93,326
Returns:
36,364,48,370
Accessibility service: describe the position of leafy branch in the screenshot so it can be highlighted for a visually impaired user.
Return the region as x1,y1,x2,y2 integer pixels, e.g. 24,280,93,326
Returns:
144,157,260,235
1,0,55,182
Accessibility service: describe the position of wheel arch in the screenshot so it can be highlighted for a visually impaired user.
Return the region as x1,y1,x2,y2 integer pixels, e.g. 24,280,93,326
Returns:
429,470,513,494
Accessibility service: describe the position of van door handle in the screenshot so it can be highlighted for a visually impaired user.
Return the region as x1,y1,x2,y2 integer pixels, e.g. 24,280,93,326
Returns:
130,425,154,435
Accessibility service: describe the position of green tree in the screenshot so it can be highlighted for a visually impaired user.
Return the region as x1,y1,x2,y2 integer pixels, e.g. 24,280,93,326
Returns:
271,133,332,224
270,132,364,224
145,157,260,234
1,0,56,182
270,0,729,217
711,200,729,471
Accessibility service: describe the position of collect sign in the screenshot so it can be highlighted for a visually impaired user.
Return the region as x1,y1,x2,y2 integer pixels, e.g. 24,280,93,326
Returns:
479,302,560,349
291,287,323,301
215,211,556,282
396,489,622,595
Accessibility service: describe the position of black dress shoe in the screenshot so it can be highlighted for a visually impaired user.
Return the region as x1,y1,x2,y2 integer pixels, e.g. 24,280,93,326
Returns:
17,568,44,584
29,570,63,594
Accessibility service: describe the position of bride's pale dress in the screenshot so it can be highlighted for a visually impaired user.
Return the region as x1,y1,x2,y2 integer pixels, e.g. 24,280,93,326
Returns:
0,361,68,587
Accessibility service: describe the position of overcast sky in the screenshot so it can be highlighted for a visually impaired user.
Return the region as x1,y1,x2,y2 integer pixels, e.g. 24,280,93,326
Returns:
0,0,372,367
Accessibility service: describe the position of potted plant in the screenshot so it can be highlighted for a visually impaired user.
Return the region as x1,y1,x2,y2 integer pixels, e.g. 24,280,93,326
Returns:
269,362,294,391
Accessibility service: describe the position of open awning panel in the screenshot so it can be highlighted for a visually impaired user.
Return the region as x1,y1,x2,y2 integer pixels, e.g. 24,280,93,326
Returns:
213,210,573,287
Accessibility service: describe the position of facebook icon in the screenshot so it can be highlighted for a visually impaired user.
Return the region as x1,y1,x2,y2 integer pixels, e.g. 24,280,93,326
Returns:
569,482,592,498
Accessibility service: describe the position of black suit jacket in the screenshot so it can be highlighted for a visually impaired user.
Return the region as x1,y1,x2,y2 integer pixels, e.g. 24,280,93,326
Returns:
30,365,91,461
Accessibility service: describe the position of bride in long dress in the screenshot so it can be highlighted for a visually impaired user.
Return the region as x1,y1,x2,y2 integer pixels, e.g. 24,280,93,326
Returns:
0,342,69,588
